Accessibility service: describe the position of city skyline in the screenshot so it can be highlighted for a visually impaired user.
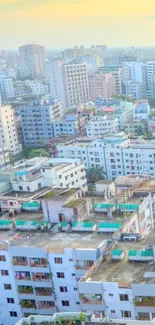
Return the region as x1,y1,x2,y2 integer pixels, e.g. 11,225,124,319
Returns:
1,0,155,48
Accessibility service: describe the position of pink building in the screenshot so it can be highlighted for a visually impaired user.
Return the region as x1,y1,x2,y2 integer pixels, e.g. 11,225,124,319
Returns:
89,73,116,101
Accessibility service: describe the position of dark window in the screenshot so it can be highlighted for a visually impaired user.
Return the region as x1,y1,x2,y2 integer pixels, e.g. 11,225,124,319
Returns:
111,310,115,313
60,286,67,292
7,298,14,303
120,294,129,301
4,284,12,290
57,272,65,278
109,293,113,297
0,255,6,261
10,311,17,317
72,273,76,276
62,300,70,306
1,270,9,276
54,258,62,264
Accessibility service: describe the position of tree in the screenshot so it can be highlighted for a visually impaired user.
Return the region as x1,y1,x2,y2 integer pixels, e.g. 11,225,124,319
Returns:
86,167,105,183
136,125,144,136
28,149,49,159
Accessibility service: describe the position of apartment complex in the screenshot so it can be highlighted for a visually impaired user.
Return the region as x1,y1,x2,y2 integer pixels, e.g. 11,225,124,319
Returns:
89,73,116,101
0,77,14,99
0,177,154,325
25,80,49,96
47,60,90,107
85,116,118,137
8,157,88,193
19,44,46,77
19,98,63,146
98,66,123,95
0,105,22,154
57,134,155,179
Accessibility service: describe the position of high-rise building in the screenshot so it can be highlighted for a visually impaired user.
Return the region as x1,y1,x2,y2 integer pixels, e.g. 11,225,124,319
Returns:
0,105,22,154
89,73,116,101
19,98,63,146
0,77,14,99
19,44,46,77
47,60,90,107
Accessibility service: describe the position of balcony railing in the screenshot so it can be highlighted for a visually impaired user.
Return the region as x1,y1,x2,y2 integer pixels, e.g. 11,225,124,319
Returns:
13,258,28,266
15,272,31,281
38,301,55,309
30,258,48,268
35,288,53,296
32,273,51,282
134,297,155,307
18,286,33,294
20,300,36,309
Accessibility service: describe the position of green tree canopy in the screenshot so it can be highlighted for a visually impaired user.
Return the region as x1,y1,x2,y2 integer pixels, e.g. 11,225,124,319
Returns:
86,167,105,183
28,149,49,159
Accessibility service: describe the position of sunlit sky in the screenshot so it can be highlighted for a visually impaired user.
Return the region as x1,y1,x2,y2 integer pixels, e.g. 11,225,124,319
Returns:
1,0,155,49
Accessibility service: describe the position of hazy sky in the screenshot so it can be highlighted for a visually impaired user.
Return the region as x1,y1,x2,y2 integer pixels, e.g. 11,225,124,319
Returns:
1,0,155,49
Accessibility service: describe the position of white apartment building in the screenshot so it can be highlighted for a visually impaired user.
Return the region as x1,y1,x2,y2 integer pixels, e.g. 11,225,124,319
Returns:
25,80,49,96
53,120,79,137
19,44,46,77
123,81,144,99
0,77,14,99
0,105,22,154
89,73,116,101
57,134,155,179
47,60,90,107
122,62,147,84
147,61,155,84
0,182,154,325
86,116,118,137
134,100,150,120
10,157,87,193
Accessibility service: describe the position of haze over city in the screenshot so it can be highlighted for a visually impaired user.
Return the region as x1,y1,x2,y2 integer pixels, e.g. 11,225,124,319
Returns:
1,0,155,48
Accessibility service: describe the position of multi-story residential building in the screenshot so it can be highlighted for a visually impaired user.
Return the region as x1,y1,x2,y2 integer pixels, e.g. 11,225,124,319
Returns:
98,66,123,95
53,119,79,137
57,133,155,179
123,81,144,99
89,73,116,101
86,116,118,137
124,119,147,136
9,157,87,193
0,178,154,325
0,105,22,154
19,44,46,77
25,80,49,96
134,99,150,120
19,98,63,146
0,77,14,99
47,60,90,107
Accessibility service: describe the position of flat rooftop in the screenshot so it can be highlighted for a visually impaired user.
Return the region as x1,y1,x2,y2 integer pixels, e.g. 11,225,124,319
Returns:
90,242,155,284
0,228,109,251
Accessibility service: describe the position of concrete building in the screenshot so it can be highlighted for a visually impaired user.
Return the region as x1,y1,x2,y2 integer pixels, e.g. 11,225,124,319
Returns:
0,77,14,99
9,157,87,193
19,44,46,77
98,66,123,95
47,60,90,107
53,119,79,137
134,100,150,120
0,178,154,325
0,105,22,154
19,98,63,146
123,81,144,99
25,80,49,96
89,73,116,101
124,119,147,136
86,116,118,137
57,133,155,179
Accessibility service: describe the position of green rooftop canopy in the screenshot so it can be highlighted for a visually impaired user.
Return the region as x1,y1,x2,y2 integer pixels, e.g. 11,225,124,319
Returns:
60,222,69,227
15,220,38,226
128,250,153,257
111,249,123,256
94,203,115,209
0,220,12,226
117,204,138,210
98,222,121,228
22,202,40,209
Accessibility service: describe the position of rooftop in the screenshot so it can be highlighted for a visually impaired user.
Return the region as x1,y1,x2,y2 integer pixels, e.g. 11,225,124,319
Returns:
90,242,155,284
96,180,114,185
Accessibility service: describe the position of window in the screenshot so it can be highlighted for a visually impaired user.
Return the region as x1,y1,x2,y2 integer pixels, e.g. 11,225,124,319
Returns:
57,272,65,278
10,311,17,317
72,273,76,276
4,284,12,290
62,300,70,306
59,175,62,179
121,311,131,318
74,287,78,291
111,310,115,313
60,286,67,292
7,298,14,304
76,302,80,304
120,294,129,301
109,293,113,297
1,270,9,276
54,258,62,264
69,258,73,262
0,255,6,261
19,186,23,191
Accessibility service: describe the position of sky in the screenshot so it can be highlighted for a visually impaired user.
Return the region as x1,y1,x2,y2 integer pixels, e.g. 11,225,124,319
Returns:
1,0,155,49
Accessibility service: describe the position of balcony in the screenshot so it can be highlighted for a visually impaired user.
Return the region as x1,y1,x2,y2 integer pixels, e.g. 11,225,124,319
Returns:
134,297,155,307
38,301,55,310
12,257,28,266
30,258,48,268
15,271,31,281
18,285,33,294
35,287,54,296
20,299,36,309
32,272,51,282
80,294,103,305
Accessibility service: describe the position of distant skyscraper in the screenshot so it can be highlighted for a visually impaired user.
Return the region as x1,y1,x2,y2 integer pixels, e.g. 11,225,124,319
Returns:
19,44,46,77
